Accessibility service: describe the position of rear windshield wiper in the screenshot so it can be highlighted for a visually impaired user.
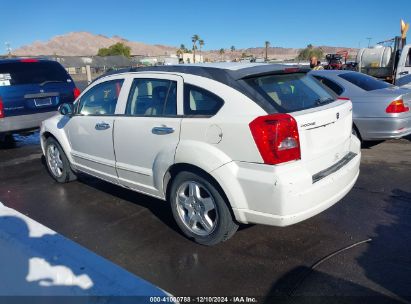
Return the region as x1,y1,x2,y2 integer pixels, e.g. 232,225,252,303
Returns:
39,80,65,86
315,97,335,105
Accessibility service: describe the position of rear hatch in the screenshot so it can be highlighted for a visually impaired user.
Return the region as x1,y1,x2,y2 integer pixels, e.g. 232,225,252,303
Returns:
292,100,352,173
244,71,354,174
0,60,76,117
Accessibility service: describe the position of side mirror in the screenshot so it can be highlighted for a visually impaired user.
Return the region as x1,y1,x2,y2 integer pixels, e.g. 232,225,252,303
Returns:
58,103,74,116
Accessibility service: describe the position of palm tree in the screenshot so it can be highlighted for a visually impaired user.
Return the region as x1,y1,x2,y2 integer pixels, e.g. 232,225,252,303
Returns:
230,46,236,61
199,39,204,62
219,48,225,61
265,41,270,62
192,34,200,63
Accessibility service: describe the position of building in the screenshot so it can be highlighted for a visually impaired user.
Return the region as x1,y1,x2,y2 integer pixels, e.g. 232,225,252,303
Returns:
181,53,203,64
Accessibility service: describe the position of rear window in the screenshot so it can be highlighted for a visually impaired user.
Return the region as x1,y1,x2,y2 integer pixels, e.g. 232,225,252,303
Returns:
184,84,224,116
0,61,70,86
339,72,393,91
244,73,337,112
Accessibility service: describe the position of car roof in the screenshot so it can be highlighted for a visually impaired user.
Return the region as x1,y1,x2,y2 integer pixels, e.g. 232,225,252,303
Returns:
96,63,310,115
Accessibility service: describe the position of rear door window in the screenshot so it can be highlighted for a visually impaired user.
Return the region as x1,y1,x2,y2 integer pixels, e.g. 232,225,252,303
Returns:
338,72,393,91
126,78,177,116
0,61,70,86
244,73,336,112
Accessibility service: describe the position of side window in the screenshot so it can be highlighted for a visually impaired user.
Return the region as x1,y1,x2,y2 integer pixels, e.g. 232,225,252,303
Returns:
126,79,177,116
184,84,224,116
78,79,124,115
314,76,344,95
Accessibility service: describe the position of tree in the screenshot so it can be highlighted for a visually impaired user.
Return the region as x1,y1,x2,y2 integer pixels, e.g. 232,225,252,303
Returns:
180,44,188,52
191,34,200,63
97,42,131,58
199,39,204,62
176,48,183,58
297,44,324,60
177,44,187,58
264,41,270,61
219,48,225,61
230,45,235,52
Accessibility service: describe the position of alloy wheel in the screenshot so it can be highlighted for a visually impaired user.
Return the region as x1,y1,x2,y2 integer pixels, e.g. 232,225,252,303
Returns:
175,181,218,236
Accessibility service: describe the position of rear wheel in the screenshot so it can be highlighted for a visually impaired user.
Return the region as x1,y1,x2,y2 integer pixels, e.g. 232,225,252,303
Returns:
45,137,77,183
0,133,13,143
170,171,238,246
352,125,361,141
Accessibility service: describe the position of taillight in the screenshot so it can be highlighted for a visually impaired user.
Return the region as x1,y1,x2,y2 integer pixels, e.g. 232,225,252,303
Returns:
338,96,350,100
0,96,4,118
20,58,39,63
386,99,410,113
73,87,81,99
249,113,301,165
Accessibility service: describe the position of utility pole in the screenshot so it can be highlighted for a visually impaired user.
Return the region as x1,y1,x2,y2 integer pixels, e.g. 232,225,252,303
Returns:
366,37,372,48
5,42,12,58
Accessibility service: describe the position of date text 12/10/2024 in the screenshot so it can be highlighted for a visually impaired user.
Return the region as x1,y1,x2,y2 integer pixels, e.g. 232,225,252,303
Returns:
149,296,258,303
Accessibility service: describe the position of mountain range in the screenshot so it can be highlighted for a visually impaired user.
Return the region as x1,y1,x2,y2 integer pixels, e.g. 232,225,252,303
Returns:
11,32,358,60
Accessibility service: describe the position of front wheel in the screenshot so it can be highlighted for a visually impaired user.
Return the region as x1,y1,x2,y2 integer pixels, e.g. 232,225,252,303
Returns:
45,137,77,183
170,171,238,246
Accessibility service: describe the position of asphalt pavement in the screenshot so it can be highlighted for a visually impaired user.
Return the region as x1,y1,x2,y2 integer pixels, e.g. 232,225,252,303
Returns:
0,133,410,303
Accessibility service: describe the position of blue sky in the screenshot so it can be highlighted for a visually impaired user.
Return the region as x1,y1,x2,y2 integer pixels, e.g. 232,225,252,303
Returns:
1,0,411,52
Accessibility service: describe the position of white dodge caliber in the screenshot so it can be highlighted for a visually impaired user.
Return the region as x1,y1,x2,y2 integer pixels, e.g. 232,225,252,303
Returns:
40,63,361,245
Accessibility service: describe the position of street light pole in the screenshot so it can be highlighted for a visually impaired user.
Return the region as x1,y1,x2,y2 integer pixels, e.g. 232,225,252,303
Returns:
5,42,12,58
366,37,372,48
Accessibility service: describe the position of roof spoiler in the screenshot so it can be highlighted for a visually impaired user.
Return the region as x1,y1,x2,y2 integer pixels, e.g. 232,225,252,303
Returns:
238,66,310,80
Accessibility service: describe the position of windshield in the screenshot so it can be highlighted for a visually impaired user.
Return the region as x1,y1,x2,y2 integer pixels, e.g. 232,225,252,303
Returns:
0,61,69,86
339,72,393,91
244,73,337,112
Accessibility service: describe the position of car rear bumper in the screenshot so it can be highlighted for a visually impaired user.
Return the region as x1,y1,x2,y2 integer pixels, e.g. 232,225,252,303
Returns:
0,111,57,134
355,116,411,140
212,135,361,227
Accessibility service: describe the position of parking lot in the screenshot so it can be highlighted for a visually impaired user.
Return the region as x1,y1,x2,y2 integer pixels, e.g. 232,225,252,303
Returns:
0,133,410,302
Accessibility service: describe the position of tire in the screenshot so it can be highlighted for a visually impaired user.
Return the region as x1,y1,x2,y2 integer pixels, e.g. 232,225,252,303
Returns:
170,171,238,246
352,125,362,142
0,133,13,142
45,137,77,183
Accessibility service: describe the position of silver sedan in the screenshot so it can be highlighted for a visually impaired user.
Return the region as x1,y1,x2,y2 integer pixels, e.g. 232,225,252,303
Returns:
309,70,411,141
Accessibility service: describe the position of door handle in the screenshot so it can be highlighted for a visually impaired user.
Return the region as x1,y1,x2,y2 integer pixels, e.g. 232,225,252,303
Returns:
399,71,409,75
152,126,175,135
95,122,111,130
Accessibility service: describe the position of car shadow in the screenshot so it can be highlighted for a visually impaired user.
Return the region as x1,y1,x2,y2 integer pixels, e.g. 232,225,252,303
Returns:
0,132,40,150
263,266,396,304
263,189,411,303
361,140,384,149
76,173,182,235
0,134,16,149
40,155,251,237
